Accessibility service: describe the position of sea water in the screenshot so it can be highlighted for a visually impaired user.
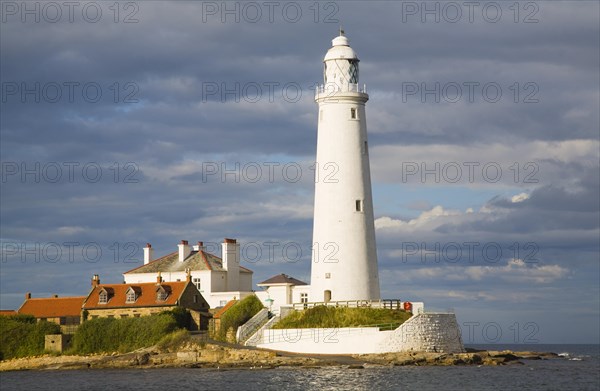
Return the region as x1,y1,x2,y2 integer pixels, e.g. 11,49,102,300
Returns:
1,344,598,391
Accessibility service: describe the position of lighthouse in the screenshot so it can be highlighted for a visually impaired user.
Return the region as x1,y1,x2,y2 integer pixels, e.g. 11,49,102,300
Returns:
310,31,381,302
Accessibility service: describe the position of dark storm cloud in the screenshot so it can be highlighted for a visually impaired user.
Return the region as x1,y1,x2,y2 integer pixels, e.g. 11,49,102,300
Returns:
1,0,598,342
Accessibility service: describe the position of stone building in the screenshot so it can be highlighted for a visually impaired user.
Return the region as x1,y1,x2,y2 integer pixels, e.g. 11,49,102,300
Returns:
82,274,211,330
17,293,86,333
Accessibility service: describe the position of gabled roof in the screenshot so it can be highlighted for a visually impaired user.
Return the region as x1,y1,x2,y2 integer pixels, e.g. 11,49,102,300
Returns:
83,281,189,309
257,274,308,286
212,299,237,319
123,250,253,274
18,296,86,318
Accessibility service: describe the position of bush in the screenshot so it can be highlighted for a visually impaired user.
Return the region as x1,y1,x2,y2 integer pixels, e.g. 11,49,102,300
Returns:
216,295,263,342
70,311,181,354
156,329,192,352
0,315,61,360
273,306,412,330
160,307,191,329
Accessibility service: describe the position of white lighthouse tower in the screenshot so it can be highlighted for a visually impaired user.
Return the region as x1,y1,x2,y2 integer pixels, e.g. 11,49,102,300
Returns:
310,31,381,302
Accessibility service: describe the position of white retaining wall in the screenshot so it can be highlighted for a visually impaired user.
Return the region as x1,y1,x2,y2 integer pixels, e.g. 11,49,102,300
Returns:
256,313,464,354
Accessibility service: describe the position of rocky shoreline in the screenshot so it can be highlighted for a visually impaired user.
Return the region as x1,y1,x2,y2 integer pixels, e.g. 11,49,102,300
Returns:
0,343,559,372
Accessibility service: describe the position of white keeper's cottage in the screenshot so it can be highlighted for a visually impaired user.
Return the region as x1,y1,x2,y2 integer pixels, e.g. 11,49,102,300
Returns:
123,239,254,308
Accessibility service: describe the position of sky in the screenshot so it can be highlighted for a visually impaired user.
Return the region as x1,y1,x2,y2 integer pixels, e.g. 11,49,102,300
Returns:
1,1,598,344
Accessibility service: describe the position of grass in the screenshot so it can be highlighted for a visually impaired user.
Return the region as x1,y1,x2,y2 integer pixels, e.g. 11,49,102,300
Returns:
215,295,264,342
272,306,412,330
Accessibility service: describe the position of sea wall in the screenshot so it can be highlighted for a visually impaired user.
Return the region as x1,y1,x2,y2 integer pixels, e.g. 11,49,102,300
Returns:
380,313,464,353
256,312,464,354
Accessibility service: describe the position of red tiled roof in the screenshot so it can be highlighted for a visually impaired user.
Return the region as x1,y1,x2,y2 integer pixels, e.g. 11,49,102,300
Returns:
83,281,188,309
18,296,86,318
0,310,17,316
213,300,237,319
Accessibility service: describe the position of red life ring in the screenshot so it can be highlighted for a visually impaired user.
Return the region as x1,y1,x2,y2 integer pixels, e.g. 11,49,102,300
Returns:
403,301,412,311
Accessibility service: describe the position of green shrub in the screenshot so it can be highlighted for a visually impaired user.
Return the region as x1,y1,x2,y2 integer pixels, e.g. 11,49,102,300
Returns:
70,311,180,354
0,316,61,360
160,307,191,329
273,306,412,330
156,329,192,352
216,295,263,342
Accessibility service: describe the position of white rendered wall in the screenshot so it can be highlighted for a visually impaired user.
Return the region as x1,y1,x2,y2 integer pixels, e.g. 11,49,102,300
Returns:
256,313,464,354
239,272,253,291
291,285,311,304
310,95,380,301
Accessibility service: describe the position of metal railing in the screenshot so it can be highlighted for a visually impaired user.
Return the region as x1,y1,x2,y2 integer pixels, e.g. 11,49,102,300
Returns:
291,299,405,311
315,83,367,96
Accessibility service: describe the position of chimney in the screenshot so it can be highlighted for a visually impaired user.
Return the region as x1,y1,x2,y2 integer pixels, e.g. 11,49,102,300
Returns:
178,240,191,262
143,243,154,265
25,292,31,300
53,294,58,298
156,272,163,284
185,268,192,283
222,238,240,291
193,241,206,252
91,274,100,287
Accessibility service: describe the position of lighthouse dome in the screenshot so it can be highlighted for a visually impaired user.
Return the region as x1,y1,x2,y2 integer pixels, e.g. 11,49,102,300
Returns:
324,33,359,62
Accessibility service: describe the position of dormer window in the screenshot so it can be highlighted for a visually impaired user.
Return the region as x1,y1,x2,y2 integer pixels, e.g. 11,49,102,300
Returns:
157,290,168,301
99,290,108,304
156,285,171,302
125,287,138,303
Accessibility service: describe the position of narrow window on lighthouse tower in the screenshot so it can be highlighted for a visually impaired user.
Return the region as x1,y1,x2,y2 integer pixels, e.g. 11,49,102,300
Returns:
350,108,357,119
355,200,363,212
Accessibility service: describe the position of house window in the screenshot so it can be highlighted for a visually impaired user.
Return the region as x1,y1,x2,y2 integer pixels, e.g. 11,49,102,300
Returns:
120,314,128,318
157,290,168,301
99,291,108,304
193,277,201,291
219,300,228,306
133,314,141,318
325,273,331,279
350,108,356,119
193,295,199,304
59,317,67,325
355,200,363,212
300,293,308,303
126,289,136,303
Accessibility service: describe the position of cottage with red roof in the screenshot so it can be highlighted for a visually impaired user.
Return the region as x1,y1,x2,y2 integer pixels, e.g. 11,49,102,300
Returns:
83,273,211,330
123,238,254,308
17,293,86,332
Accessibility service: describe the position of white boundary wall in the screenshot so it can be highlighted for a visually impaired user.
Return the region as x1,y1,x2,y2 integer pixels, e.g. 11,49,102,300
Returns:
256,313,464,354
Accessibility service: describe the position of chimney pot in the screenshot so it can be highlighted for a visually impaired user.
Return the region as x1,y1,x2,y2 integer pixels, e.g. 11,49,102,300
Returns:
53,294,58,298
25,292,31,300
146,243,151,248
157,272,163,284
224,238,236,244
180,240,189,245
91,274,100,287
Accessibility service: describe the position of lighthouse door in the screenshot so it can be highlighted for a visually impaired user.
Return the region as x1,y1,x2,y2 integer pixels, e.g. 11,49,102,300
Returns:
324,290,331,303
